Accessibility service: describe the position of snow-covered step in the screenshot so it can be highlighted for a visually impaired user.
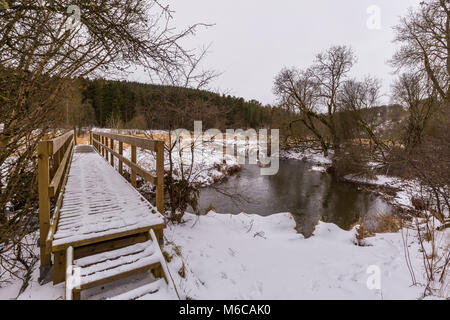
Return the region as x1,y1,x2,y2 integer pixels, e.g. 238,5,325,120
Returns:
66,240,163,300
108,278,170,300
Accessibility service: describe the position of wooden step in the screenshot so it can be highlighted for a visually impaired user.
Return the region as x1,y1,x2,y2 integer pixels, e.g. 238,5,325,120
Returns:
108,278,175,300
65,240,163,300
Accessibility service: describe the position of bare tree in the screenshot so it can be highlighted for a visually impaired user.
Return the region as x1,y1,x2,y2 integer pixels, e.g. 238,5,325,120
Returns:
339,76,386,151
0,0,208,285
273,45,356,156
391,73,439,149
391,0,449,105
139,45,224,223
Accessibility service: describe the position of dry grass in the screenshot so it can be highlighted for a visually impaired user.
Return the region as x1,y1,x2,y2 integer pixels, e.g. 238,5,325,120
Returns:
75,133,90,145
204,204,216,214
354,222,375,246
162,250,173,263
372,213,403,233
178,262,186,278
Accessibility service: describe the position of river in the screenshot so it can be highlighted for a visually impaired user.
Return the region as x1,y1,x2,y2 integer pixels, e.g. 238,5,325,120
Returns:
197,159,392,237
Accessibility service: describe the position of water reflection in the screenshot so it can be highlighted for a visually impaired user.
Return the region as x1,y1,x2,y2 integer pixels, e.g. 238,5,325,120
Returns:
197,159,392,237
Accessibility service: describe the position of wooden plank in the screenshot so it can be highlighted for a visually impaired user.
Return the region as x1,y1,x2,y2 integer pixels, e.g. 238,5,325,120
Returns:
92,138,156,184
131,145,137,188
72,291,81,300
78,261,161,291
155,141,164,214
105,137,109,162
52,224,165,252
46,146,74,253
119,141,123,175
38,141,52,267
48,139,73,197
93,131,157,151
65,246,74,300
149,229,168,283
50,130,74,155
54,250,66,284
110,138,114,166
52,148,61,178
73,233,148,260
94,134,99,152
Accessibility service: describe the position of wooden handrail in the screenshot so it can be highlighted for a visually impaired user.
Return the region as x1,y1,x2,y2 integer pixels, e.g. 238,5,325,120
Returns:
49,139,73,197
50,130,74,155
91,130,164,215
92,130,157,151
38,129,76,271
92,137,157,185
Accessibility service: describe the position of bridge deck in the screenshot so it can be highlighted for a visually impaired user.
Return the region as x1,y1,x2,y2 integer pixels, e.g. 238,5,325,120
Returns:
52,145,164,251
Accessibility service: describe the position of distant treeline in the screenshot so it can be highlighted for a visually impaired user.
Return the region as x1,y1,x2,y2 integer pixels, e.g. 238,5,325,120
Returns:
78,79,275,130
66,78,404,138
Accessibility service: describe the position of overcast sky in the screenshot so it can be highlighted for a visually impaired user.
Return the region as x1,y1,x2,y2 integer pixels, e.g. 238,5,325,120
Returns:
130,0,423,105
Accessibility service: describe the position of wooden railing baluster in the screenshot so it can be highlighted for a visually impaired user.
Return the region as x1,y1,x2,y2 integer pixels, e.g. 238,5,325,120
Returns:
131,145,137,188
119,141,123,175
91,131,164,215
110,138,114,166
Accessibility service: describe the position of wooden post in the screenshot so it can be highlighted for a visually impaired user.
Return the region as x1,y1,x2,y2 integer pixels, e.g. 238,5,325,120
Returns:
222,135,227,165
38,141,52,269
53,250,66,284
73,127,77,145
94,134,98,151
119,141,123,175
101,136,105,157
155,141,164,214
131,145,137,187
110,138,114,166
105,137,109,162
89,131,93,145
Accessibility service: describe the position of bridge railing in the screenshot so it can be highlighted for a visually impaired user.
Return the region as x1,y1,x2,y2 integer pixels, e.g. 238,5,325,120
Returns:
38,129,76,270
90,130,164,216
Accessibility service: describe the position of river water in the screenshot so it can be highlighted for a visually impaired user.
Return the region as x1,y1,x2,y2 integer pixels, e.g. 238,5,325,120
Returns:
197,159,392,237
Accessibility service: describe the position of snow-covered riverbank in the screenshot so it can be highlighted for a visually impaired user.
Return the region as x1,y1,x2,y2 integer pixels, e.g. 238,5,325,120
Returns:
1,137,447,300
280,147,427,213
1,211,447,300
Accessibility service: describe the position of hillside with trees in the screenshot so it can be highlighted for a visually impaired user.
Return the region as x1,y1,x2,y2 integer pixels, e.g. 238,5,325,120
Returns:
68,79,275,131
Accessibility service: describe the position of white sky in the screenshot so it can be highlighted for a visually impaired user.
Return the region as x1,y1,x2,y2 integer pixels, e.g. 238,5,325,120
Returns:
130,0,423,105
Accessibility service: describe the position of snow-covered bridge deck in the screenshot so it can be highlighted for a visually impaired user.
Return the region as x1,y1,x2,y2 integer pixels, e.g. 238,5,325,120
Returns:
52,145,165,250
37,131,172,299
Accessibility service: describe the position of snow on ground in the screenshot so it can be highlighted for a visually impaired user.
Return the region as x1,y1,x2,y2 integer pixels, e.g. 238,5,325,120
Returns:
281,148,332,166
161,211,448,299
1,211,446,300
120,138,240,188
310,165,326,173
342,174,423,209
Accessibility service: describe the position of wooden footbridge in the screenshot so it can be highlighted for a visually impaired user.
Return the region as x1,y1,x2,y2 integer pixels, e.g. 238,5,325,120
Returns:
37,130,177,300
